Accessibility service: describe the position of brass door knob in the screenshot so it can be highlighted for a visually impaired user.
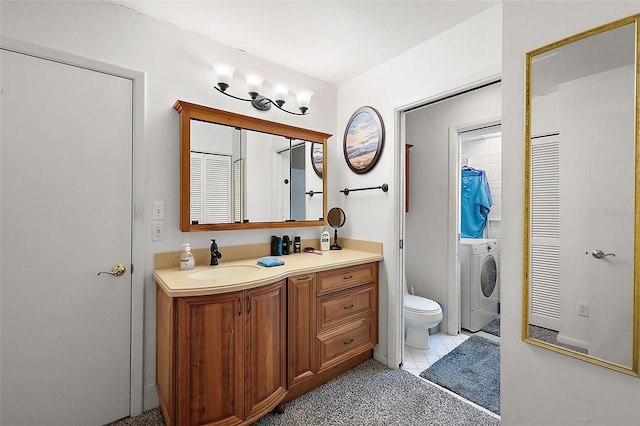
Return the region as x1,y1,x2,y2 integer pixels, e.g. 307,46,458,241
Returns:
97,264,126,277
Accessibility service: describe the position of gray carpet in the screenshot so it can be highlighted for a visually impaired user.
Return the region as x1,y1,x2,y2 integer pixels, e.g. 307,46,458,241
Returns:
481,318,500,337
111,359,498,426
528,324,587,354
420,335,500,415
256,359,498,425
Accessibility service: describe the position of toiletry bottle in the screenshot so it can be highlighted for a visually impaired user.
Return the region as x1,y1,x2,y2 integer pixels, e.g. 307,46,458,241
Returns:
320,227,330,251
282,235,291,255
180,243,195,270
294,236,301,253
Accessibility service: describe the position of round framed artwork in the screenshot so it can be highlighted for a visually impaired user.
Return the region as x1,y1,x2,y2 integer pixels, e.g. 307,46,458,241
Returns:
343,106,385,174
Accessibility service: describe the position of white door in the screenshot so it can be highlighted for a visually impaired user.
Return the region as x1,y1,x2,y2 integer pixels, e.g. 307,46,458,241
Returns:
1,50,132,425
557,65,635,366
278,147,291,221
586,111,634,367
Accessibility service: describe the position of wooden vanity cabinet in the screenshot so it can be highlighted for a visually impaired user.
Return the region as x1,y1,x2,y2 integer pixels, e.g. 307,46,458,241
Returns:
286,262,379,397
157,261,379,425
316,263,378,373
157,280,287,426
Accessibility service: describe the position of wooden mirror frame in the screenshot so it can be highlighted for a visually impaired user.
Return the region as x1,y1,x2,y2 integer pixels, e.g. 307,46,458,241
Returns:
174,100,330,231
523,14,640,376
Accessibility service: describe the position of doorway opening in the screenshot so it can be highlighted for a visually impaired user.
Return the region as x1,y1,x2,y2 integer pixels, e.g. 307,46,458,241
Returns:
399,80,501,416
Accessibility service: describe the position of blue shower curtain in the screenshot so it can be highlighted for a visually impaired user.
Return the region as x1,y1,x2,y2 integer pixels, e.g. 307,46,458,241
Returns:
461,166,492,238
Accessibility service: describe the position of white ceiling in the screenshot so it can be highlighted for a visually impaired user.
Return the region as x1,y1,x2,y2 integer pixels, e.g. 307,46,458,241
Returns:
108,0,498,84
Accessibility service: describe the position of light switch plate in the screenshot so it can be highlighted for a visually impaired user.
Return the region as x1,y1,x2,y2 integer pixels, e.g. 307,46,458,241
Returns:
152,201,165,220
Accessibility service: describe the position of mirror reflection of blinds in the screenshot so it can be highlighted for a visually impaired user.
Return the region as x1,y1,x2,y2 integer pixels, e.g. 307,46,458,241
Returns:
530,135,560,330
190,152,232,224
233,159,244,223
190,154,202,222
531,137,560,238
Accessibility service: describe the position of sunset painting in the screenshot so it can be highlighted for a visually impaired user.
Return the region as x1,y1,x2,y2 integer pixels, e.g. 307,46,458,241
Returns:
343,106,384,174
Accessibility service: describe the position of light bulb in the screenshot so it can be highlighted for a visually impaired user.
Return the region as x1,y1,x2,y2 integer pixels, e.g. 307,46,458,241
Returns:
245,73,264,99
272,83,289,107
213,62,234,91
296,89,313,114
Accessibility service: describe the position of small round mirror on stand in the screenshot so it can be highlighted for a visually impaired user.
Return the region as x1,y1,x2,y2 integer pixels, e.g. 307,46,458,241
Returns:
327,207,346,250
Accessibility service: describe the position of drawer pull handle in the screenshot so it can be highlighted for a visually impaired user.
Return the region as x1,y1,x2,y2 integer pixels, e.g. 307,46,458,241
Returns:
344,304,354,310
343,275,354,280
344,339,354,345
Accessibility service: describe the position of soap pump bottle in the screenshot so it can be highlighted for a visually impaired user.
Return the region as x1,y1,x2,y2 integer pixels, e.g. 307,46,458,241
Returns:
320,227,330,251
180,243,195,271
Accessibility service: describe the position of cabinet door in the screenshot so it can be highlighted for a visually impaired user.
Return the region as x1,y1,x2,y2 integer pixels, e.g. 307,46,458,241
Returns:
178,293,244,426
288,273,317,388
244,280,287,421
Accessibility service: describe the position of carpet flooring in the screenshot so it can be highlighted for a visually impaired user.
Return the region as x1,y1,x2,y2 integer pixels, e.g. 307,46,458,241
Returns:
111,359,498,426
420,335,500,414
528,324,588,354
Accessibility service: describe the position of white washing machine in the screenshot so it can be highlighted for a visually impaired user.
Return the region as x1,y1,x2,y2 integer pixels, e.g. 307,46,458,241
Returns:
459,238,499,332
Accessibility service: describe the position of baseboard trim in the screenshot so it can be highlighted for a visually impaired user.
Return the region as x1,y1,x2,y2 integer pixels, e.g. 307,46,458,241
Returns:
373,350,389,367
143,383,159,412
557,334,588,350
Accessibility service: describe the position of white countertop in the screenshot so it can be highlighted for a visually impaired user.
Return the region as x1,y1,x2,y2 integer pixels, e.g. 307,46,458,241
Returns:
154,248,384,297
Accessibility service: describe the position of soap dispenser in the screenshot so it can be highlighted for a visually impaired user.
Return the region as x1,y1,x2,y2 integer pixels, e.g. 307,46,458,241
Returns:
180,244,195,271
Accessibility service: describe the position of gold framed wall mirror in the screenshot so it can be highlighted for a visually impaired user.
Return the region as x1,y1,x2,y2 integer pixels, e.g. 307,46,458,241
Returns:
523,13,640,376
174,100,330,231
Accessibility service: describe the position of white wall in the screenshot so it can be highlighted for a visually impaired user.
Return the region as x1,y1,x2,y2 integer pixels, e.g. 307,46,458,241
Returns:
0,0,337,411
501,1,640,424
336,4,502,365
5,1,638,423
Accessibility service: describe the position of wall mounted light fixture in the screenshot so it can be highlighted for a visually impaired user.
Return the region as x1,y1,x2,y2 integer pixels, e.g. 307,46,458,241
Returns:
213,62,313,115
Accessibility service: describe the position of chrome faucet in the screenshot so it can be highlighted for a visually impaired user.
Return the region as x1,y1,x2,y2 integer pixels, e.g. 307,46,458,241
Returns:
210,239,222,265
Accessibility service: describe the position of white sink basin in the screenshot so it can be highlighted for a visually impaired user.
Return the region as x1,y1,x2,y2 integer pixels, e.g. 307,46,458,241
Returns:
188,265,261,280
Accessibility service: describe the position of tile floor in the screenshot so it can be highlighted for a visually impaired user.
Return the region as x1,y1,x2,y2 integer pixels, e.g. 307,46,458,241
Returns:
402,330,500,377
402,331,471,376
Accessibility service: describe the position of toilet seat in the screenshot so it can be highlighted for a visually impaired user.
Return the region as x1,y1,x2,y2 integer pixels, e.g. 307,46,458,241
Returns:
404,294,441,314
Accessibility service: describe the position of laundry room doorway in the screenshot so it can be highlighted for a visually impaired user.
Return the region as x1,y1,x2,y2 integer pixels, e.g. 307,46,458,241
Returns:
403,81,501,336
400,79,502,415
457,123,502,334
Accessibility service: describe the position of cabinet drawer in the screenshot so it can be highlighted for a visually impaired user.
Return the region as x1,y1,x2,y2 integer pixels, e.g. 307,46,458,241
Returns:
318,284,375,333
317,263,377,295
317,317,375,373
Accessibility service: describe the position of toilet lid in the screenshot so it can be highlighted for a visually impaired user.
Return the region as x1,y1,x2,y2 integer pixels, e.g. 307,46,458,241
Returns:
404,294,441,313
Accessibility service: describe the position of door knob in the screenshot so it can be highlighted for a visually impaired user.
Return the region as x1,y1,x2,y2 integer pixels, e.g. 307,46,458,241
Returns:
97,264,126,276
591,250,616,259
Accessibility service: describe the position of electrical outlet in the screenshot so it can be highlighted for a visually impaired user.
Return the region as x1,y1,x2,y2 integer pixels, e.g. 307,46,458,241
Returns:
152,201,165,220
152,222,165,241
577,302,589,317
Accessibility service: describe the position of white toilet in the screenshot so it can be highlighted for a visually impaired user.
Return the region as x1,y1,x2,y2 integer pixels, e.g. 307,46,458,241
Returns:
404,284,443,350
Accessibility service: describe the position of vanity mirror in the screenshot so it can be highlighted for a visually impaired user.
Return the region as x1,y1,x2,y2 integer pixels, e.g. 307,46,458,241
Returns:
175,100,331,231
523,14,639,375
